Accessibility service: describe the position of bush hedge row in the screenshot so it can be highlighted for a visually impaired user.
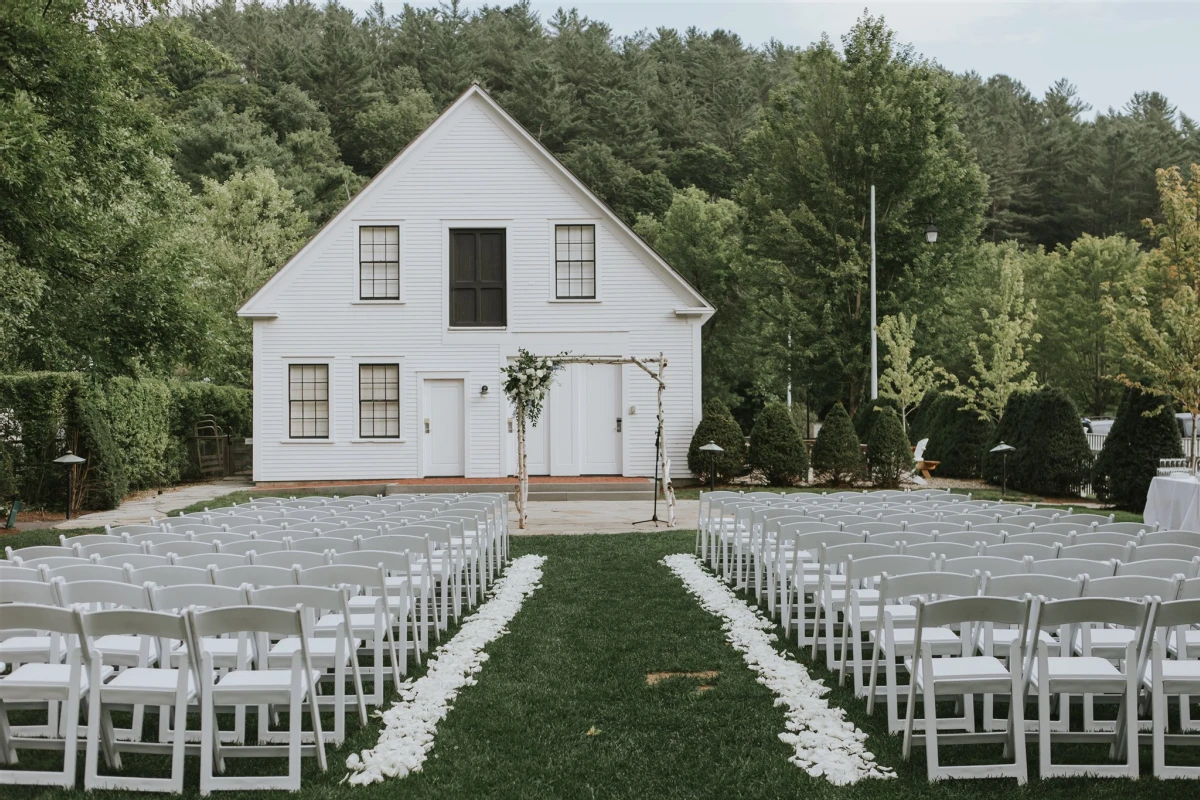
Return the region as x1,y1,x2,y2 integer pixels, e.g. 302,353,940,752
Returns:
982,386,1092,497
1092,388,1183,510
0,373,251,511
920,392,996,479
687,398,746,483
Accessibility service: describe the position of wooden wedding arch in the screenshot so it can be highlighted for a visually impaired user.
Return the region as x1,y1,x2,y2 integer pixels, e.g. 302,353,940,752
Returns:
512,354,678,529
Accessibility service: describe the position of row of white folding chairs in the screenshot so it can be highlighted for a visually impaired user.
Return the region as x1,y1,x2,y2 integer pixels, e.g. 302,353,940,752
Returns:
878,591,1200,782
0,594,364,792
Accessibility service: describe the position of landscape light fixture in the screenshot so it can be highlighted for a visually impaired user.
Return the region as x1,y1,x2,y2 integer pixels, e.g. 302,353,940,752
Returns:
989,442,1016,498
699,441,724,493
925,218,939,245
53,451,86,520
480,385,489,396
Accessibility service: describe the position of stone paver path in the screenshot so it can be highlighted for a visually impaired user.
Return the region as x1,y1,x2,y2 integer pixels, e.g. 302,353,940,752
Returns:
511,499,698,534
55,477,253,530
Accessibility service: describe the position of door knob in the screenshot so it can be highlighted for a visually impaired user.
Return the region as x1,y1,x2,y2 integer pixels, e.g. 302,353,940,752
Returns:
616,418,622,433
424,419,430,433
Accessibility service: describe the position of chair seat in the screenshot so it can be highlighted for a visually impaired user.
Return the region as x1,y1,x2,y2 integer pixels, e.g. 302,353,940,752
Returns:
348,595,405,615
102,667,197,697
1073,628,1137,655
269,636,362,666
883,627,961,656
0,662,113,691
174,638,249,668
912,656,1010,688
314,613,388,637
1147,660,1200,689
0,636,57,661
212,668,321,699
987,628,1056,652
94,634,159,663
1029,656,1122,688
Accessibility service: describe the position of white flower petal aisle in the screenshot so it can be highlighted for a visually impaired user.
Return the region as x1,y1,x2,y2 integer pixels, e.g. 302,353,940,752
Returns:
660,553,893,786
346,554,547,785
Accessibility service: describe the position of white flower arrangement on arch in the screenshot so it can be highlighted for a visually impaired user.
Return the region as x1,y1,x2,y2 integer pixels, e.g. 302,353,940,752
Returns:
503,349,566,528
661,553,894,785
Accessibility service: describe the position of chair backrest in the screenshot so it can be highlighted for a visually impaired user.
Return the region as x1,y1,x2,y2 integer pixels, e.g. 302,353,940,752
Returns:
1139,530,1200,548
189,531,251,546
161,522,226,535
1036,596,1149,630
936,530,1004,547
915,595,1030,630
60,533,118,549
0,563,43,582
211,564,297,589
1058,542,1133,562
969,522,1035,535
285,536,358,555
0,603,83,638
1116,558,1199,580
983,542,1060,561
106,524,163,536
901,522,955,536
6,544,75,562
1179,577,1200,601
778,520,846,537
941,555,1029,577
1018,508,1064,519
864,531,920,548
128,564,213,587
844,554,937,588
819,542,901,573
78,608,190,659
939,513,1000,527
297,563,386,595
98,553,169,570
250,549,331,570
1133,543,1200,563
1082,574,1180,601
1152,599,1200,657
317,526,381,541
2,579,59,604
902,541,979,560
1028,522,1089,535
1031,557,1116,580
982,572,1083,600
188,604,303,639
370,533,433,557
17,555,97,570
251,585,348,621
73,541,144,560
1005,532,1073,548
1096,522,1153,535
55,578,151,610
218,539,287,556
125,532,187,547
151,582,248,612
1058,513,1114,527
1072,531,1140,547
44,563,128,584
149,540,215,558
845,521,904,536
335,549,414,573
226,524,286,536
174,552,248,570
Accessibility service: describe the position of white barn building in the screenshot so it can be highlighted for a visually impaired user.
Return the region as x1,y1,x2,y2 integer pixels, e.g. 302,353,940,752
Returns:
239,84,714,484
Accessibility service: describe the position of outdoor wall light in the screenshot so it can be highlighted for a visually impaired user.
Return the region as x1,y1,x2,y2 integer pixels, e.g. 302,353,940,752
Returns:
925,217,939,245
480,385,489,396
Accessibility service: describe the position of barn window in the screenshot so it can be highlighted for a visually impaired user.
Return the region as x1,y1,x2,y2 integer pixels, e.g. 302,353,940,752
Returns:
359,364,400,438
449,229,506,327
360,225,400,299
289,364,329,438
555,224,595,299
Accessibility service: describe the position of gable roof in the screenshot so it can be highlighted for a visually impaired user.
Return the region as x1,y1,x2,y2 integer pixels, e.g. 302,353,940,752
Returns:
239,82,714,317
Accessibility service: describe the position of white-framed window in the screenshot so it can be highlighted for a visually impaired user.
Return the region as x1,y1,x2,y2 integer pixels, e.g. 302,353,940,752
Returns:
359,363,400,438
359,225,400,300
288,364,329,438
554,224,596,299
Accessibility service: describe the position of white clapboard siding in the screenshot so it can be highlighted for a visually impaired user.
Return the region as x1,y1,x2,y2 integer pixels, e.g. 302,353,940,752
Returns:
245,87,710,483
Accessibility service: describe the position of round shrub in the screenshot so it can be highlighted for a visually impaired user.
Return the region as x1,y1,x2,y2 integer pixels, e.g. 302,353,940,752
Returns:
867,407,913,488
922,394,995,479
748,402,809,485
1093,387,1184,510
812,402,864,486
687,398,746,483
853,396,901,445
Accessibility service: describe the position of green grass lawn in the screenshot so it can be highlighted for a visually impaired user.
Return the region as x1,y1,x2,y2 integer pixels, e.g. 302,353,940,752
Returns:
5,529,1196,799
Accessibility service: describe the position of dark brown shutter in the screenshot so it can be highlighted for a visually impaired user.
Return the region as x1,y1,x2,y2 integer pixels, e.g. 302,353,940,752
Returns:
450,229,506,327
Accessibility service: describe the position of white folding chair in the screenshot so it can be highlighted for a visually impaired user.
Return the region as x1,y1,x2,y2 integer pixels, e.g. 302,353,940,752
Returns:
174,553,248,570
1149,597,1200,776
252,585,366,744
0,604,98,787
335,551,423,668
1029,597,1150,778
251,550,330,570
190,605,327,793
902,596,1031,783
79,608,196,792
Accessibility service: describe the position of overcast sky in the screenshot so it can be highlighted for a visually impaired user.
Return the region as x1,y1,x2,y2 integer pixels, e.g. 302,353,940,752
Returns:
343,0,1200,119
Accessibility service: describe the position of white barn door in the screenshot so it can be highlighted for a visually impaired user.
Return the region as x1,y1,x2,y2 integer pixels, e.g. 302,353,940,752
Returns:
580,364,622,475
424,379,465,476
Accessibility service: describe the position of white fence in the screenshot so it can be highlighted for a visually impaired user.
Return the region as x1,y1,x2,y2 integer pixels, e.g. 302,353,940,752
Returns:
1086,432,1196,458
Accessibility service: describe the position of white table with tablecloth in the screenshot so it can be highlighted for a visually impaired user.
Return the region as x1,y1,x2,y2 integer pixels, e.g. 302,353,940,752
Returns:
1144,474,1200,533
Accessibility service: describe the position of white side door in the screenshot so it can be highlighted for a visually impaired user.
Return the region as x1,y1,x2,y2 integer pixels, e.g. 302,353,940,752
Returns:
424,379,465,477
580,364,622,474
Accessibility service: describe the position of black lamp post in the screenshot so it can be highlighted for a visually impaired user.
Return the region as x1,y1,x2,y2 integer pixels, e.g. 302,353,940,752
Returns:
54,451,86,520
990,442,1015,499
924,217,939,244
699,441,723,493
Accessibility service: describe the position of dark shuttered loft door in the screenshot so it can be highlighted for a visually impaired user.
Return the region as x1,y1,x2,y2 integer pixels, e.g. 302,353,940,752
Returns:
450,229,506,327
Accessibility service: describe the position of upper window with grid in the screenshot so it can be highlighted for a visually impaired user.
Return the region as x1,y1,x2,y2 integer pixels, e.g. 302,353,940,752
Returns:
359,364,400,438
289,364,329,439
359,226,399,299
555,224,596,299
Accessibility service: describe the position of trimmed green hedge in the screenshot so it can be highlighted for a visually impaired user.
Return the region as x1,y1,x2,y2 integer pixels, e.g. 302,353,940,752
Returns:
748,402,809,485
867,407,912,488
0,373,251,511
812,402,864,486
983,386,1092,497
688,398,746,483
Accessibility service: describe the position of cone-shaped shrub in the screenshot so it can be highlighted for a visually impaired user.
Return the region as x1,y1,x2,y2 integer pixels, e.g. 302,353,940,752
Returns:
853,396,901,445
923,394,995,479
812,402,864,486
867,407,913,488
1093,387,1183,509
748,402,809,485
687,398,745,483
984,387,1092,496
